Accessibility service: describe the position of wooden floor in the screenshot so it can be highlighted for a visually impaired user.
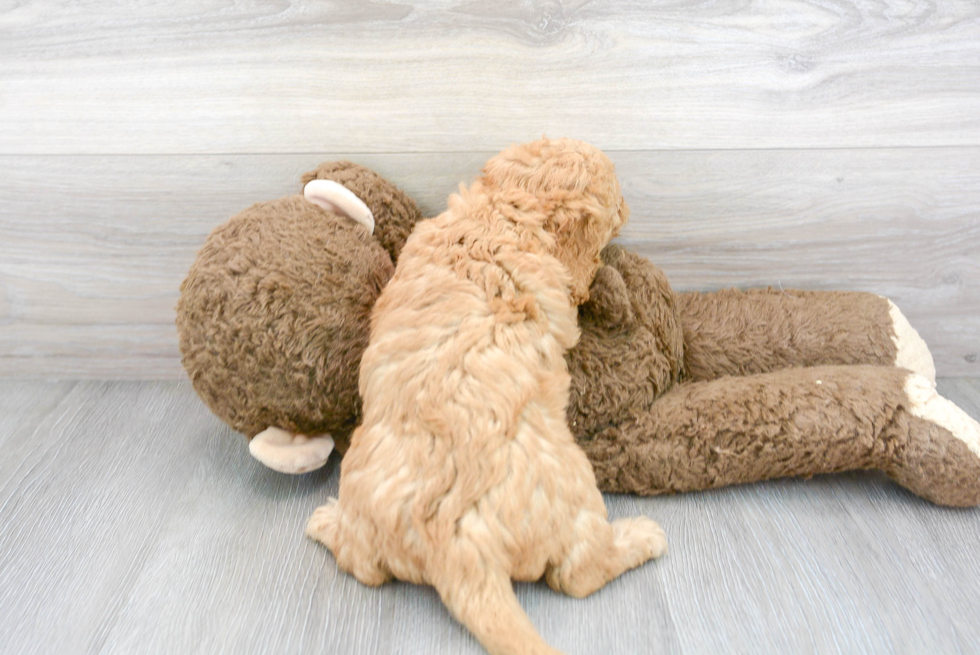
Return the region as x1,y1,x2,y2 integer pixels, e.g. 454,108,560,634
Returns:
1,378,979,655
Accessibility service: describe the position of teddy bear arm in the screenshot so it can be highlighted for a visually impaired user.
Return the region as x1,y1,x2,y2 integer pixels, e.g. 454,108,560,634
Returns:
675,288,934,383
581,364,979,506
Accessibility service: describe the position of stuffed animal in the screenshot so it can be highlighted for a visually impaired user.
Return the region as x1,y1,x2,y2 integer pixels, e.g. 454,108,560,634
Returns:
177,163,980,506
567,245,980,507
177,162,423,473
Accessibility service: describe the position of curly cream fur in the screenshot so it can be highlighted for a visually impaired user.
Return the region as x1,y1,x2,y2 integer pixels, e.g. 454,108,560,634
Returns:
306,139,665,655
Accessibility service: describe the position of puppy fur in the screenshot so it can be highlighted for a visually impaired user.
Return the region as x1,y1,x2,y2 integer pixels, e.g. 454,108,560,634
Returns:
306,138,666,655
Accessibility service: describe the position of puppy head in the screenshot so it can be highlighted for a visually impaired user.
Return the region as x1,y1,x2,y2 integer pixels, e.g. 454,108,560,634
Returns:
482,138,629,304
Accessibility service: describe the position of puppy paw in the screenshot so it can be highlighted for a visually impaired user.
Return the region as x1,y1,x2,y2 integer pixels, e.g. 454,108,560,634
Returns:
888,299,936,383
307,499,391,586
905,374,980,459
612,516,668,565
249,427,334,474
305,498,340,546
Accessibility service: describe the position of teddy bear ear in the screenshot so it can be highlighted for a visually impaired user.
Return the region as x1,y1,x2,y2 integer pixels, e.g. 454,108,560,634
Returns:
303,179,376,235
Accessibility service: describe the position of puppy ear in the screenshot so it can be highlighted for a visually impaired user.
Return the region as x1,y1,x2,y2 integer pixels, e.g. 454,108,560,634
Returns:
579,262,634,330
303,179,375,234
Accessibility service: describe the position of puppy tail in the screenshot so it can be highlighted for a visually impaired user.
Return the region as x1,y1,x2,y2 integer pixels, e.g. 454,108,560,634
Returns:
433,564,563,655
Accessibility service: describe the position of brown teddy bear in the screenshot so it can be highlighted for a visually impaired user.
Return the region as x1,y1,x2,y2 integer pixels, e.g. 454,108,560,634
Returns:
177,162,980,505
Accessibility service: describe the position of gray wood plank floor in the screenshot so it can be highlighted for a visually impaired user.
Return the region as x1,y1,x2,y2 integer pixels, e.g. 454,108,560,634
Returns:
1,379,979,655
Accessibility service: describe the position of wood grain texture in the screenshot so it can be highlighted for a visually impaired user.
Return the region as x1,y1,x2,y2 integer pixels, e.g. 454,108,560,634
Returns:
1,148,977,378
1,1,979,154
0,379,978,654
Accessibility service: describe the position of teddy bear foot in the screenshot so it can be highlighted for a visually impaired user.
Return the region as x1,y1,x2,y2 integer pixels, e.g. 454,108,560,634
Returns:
905,375,980,457
888,299,936,383
892,374,980,506
248,427,334,474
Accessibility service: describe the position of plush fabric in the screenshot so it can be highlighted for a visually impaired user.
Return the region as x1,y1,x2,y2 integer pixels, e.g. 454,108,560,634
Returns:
177,163,422,453
568,246,980,506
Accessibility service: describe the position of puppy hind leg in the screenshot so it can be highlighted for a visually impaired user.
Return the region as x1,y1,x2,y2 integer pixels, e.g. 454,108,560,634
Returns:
546,511,666,599
306,499,391,586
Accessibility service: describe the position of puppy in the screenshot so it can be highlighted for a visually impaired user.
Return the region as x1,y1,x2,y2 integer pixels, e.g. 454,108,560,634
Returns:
306,138,667,655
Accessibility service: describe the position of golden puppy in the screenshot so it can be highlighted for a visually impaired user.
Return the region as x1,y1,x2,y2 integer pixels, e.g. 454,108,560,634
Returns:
306,138,667,655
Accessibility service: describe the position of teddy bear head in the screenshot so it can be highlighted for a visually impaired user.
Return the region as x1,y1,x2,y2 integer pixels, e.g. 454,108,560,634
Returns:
177,162,424,456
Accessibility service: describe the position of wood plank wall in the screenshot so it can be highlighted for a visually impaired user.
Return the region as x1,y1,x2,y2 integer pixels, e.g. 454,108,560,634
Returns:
1,1,978,378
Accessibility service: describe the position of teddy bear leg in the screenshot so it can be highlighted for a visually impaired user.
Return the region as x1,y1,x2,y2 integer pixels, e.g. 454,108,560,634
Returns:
248,427,334,474
581,365,979,506
676,289,935,383
885,374,980,506
582,365,896,496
